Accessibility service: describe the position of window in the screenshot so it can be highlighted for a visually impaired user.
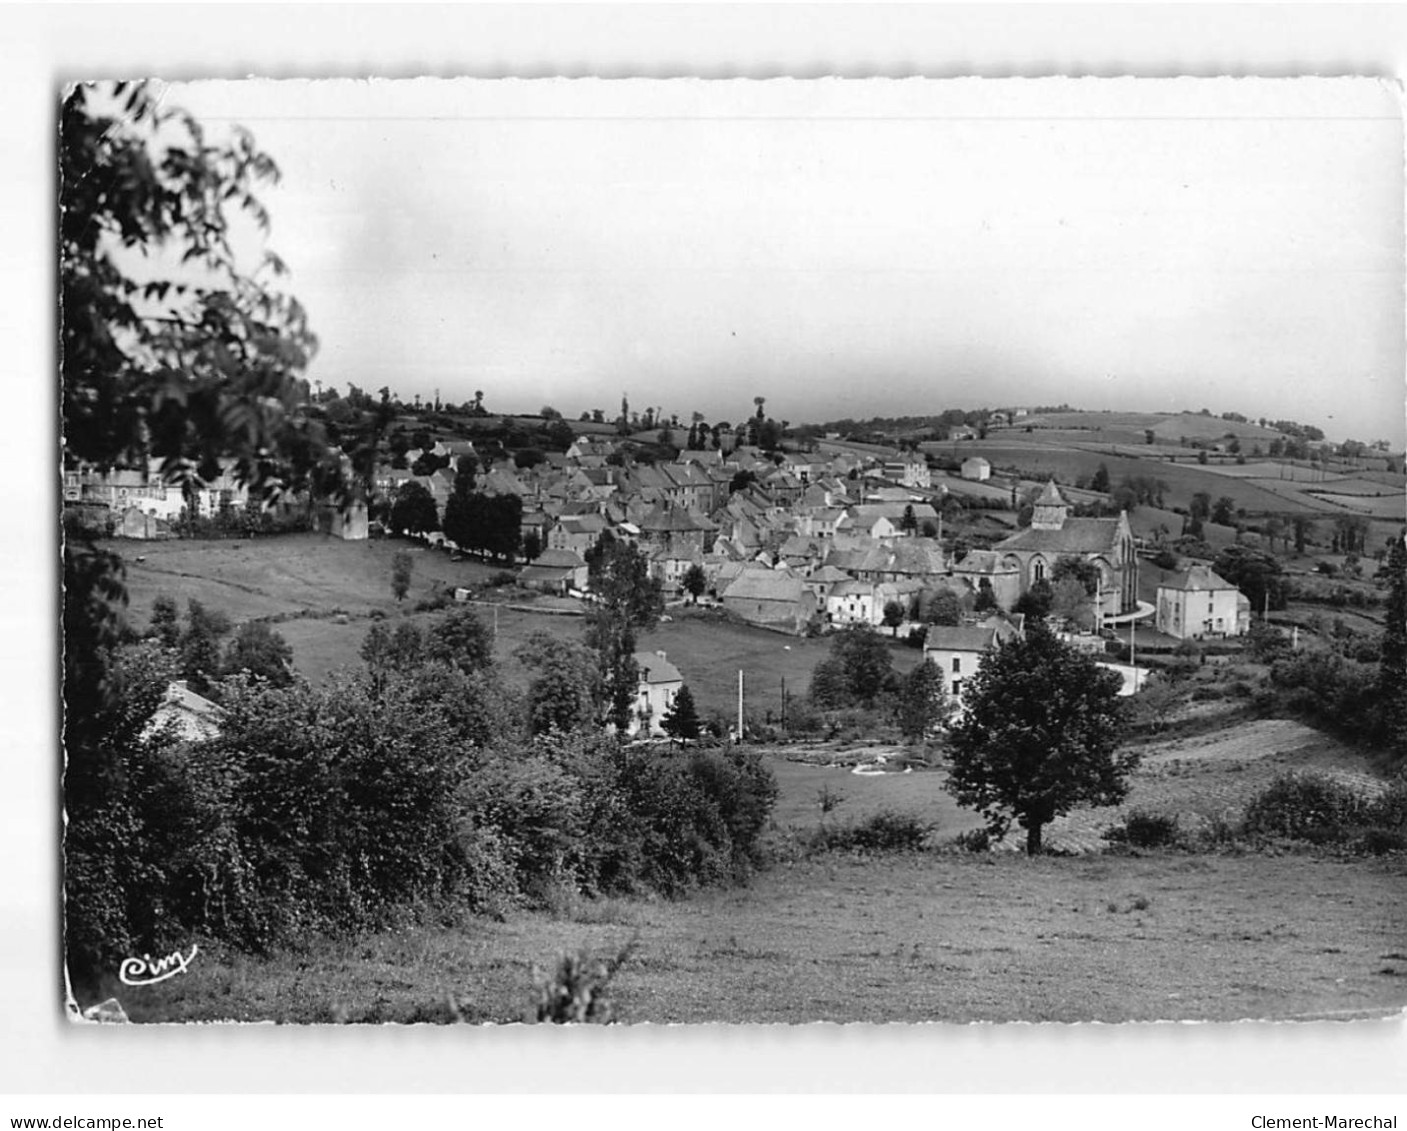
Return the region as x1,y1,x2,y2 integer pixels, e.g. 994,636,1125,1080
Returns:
951,678,963,697
1033,559,1046,583
952,657,961,673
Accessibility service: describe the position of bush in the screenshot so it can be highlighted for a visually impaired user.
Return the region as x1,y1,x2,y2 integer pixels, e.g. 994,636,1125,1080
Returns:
1103,810,1181,849
1241,771,1369,842
951,827,993,853
809,809,933,854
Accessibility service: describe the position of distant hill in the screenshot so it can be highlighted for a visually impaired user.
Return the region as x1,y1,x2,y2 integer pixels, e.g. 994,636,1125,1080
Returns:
1011,410,1287,443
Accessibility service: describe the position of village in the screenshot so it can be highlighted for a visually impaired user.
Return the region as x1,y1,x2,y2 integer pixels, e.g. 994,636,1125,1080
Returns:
64,399,1326,743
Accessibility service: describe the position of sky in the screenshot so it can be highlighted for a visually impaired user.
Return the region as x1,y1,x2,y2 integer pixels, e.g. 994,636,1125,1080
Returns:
159,77,1405,445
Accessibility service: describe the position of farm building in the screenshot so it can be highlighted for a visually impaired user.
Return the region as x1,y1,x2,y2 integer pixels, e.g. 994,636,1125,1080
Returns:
721,569,817,635
993,481,1138,615
631,650,683,737
517,549,588,595
1155,565,1250,640
961,456,991,481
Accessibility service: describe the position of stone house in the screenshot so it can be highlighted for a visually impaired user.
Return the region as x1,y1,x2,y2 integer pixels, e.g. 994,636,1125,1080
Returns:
1156,565,1250,640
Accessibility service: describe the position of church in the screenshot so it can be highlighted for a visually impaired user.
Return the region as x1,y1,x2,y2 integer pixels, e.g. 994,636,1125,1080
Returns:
992,481,1139,617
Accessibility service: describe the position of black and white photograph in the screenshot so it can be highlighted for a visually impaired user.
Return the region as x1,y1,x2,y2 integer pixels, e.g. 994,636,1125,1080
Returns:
57,70,1406,1035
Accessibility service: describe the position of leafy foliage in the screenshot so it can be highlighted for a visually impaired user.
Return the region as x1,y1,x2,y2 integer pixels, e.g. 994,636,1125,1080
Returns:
661,684,702,743
807,625,895,709
895,659,952,743
224,621,294,687
390,551,413,602
946,622,1134,854
389,481,439,537
1214,545,1287,613
584,537,663,730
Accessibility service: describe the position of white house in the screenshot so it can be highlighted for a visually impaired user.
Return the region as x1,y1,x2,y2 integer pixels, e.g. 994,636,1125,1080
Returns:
632,651,683,737
141,681,224,743
960,456,991,482
921,619,1022,706
1156,565,1249,640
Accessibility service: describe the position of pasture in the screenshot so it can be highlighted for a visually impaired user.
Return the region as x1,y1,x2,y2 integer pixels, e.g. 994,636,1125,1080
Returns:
924,438,1388,520
115,533,925,714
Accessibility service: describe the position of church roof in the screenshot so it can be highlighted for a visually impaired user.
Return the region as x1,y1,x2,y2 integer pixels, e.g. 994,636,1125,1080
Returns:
1036,480,1067,506
996,517,1122,555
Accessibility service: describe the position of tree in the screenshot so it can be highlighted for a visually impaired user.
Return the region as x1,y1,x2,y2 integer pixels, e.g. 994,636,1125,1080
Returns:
178,598,233,695
660,684,702,745
1051,555,1100,596
1213,545,1287,614
923,589,963,627
516,631,600,736
1091,463,1111,494
946,623,1134,854
61,82,328,508
882,600,906,637
585,538,663,730
900,505,918,535
1211,496,1236,527
896,659,953,744
425,607,495,675
807,626,894,709
522,530,543,562
1379,535,1407,761
1049,577,1095,631
224,621,294,687
389,481,439,537
1013,578,1054,621
149,592,181,649
61,80,338,842
391,551,413,602
682,563,708,604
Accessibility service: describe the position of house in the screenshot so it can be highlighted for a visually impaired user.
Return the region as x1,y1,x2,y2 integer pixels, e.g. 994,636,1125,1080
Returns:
1156,565,1250,640
141,680,224,743
318,500,369,541
960,456,991,482
950,549,1022,611
517,549,588,595
548,512,608,556
825,578,878,627
632,650,683,737
992,482,1138,615
921,618,1023,706
881,456,932,489
721,569,817,634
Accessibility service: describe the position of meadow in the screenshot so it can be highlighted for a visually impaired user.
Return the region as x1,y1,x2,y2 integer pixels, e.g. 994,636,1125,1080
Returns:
118,533,925,716
116,846,1407,1024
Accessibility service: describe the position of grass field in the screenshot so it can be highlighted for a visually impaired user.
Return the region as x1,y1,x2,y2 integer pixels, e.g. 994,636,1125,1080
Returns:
115,849,1407,1024
923,438,1398,522
116,534,927,714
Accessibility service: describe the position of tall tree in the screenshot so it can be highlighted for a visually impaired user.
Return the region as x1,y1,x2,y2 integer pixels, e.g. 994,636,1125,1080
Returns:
946,622,1134,854
584,537,663,730
660,684,702,745
391,551,413,602
895,659,952,745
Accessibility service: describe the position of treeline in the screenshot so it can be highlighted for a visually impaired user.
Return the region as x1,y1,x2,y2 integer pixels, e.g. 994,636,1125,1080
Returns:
63,594,777,989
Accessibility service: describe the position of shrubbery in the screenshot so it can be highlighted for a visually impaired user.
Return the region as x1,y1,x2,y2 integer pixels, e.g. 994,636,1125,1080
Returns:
1102,810,1181,849
807,809,933,855
65,615,779,982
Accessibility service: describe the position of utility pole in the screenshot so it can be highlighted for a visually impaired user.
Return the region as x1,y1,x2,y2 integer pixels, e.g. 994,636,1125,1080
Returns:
737,669,744,745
